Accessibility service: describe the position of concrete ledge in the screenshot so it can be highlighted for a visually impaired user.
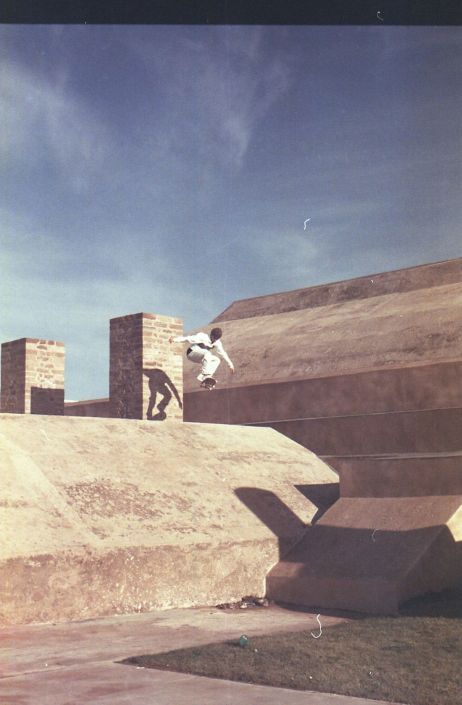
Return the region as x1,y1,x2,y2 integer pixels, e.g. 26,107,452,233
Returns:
327,453,462,497
184,361,462,424
261,407,462,455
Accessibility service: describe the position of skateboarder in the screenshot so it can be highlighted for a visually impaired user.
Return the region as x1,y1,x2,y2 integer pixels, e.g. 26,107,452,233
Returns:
169,327,234,390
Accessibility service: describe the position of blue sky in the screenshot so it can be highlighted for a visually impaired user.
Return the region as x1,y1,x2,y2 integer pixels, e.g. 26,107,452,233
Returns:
1,25,461,400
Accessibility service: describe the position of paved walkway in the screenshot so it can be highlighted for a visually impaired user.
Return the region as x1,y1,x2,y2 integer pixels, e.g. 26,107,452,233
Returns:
1,605,401,705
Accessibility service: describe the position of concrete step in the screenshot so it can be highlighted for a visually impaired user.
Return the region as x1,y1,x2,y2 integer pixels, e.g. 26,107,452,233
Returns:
183,360,462,424
263,407,462,455
323,452,462,497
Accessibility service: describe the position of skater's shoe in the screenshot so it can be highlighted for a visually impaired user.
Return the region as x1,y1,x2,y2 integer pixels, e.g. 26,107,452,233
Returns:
200,377,217,391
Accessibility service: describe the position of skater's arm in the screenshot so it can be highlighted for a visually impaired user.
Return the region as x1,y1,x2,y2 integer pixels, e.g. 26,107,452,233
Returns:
213,340,235,372
169,333,206,345
167,380,183,409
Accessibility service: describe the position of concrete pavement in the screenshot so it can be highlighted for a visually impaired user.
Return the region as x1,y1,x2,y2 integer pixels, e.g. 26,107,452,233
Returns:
1,604,402,705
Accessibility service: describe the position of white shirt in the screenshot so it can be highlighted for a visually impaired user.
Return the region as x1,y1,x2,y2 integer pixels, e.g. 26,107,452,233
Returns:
173,332,234,370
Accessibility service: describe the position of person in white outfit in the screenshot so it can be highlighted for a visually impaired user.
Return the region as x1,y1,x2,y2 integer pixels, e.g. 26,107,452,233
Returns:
169,327,234,388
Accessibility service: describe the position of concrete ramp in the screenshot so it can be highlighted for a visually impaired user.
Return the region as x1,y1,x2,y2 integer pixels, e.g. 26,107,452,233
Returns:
267,454,462,614
0,413,337,625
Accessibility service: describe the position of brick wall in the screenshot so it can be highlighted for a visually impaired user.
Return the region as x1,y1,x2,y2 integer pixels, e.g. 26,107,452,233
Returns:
110,313,183,420
1,339,26,413
1,338,65,414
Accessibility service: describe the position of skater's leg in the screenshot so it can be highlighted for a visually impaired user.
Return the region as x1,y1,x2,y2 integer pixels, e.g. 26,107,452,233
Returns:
187,348,210,382
199,351,220,380
186,347,220,382
186,348,207,380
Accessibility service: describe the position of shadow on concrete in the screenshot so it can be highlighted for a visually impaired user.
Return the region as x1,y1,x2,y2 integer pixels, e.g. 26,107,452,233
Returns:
234,487,306,557
143,368,182,421
30,386,65,415
295,483,339,523
234,483,339,547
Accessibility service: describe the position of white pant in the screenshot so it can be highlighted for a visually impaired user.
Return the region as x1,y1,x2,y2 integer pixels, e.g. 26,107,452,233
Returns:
187,346,221,381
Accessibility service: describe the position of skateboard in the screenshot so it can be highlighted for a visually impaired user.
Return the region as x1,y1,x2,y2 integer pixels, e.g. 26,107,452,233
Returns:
200,377,217,391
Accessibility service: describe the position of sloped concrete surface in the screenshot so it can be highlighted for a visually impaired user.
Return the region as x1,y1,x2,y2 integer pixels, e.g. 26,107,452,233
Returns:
0,606,399,705
214,258,462,321
0,413,337,625
184,279,462,391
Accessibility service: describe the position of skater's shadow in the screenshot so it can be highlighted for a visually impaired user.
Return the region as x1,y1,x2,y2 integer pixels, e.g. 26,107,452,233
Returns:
143,368,182,421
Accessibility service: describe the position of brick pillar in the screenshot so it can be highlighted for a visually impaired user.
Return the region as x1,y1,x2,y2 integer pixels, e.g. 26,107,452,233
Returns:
1,338,65,415
110,313,183,421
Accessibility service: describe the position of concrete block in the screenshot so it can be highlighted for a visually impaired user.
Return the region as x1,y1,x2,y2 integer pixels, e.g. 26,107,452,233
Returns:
267,496,462,614
0,413,337,625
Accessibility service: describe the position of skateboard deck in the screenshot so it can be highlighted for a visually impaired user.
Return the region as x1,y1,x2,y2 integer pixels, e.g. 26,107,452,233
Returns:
200,377,217,390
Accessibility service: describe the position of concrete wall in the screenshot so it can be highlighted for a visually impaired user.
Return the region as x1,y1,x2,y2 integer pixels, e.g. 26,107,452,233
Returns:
109,313,183,421
1,339,65,415
64,398,111,418
263,408,462,456
184,360,462,423
183,260,462,462
0,413,337,625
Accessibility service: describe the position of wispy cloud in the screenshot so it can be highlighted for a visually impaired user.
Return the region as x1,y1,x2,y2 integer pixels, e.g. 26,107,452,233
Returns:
127,27,292,168
1,59,110,192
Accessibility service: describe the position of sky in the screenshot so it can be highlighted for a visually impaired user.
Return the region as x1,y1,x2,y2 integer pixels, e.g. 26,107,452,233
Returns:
1,24,461,400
